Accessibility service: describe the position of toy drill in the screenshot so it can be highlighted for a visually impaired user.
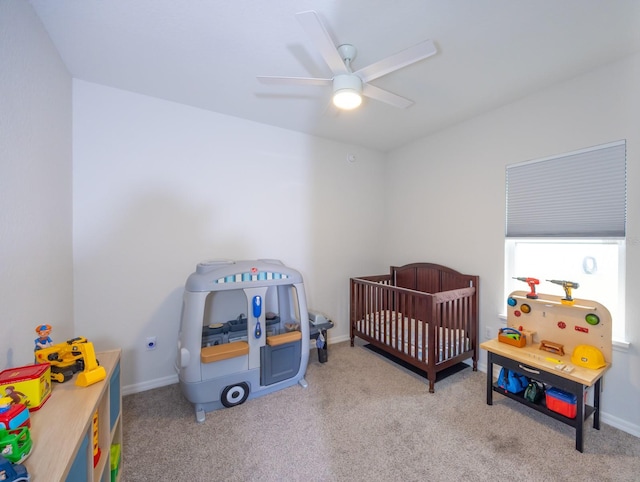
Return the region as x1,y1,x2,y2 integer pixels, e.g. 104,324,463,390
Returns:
513,277,539,299
547,279,579,305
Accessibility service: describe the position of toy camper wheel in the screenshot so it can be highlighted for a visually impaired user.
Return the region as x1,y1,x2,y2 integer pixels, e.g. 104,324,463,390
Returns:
221,382,250,408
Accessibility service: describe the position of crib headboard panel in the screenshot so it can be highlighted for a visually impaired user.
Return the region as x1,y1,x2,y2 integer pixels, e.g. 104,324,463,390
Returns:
391,263,477,293
392,263,440,292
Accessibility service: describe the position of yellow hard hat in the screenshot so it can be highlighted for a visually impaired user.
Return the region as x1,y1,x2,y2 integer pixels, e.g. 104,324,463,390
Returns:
571,345,606,369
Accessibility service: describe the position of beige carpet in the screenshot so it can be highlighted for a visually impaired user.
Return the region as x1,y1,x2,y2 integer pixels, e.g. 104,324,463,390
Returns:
121,340,640,481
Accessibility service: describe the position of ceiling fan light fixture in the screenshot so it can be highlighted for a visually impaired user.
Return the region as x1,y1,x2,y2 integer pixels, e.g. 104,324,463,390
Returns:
332,74,362,110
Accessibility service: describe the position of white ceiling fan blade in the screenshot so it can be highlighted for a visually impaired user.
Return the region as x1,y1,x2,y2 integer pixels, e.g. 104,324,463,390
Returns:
296,10,348,75
362,83,414,109
257,76,332,87
355,39,437,83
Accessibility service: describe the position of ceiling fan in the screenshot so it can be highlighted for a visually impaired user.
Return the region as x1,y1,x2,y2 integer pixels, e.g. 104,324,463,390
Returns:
257,10,437,110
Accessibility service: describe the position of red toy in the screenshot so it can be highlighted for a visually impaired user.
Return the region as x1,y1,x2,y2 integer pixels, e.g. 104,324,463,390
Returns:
0,398,30,431
513,277,539,299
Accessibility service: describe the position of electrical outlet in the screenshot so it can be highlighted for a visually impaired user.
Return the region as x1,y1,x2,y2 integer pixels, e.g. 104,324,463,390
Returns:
146,336,157,350
485,327,493,340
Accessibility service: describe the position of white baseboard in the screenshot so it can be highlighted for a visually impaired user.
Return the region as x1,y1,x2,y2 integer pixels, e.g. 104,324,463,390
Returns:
326,333,350,344
122,373,178,396
600,412,640,438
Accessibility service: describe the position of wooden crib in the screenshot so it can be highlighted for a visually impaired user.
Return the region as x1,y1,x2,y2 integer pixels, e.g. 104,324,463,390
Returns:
350,262,479,393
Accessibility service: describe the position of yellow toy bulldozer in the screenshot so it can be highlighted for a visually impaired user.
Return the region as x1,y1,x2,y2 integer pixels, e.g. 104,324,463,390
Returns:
34,337,106,387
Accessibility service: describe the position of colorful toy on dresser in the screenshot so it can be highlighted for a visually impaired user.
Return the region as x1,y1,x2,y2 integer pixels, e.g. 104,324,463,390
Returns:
0,427,32,464
33,336,106,387
34,324,53,351
0,364,51,413
0,395,32,478
0,324,114,481
0,398,29,431
0,453,29,482
0,323,112,481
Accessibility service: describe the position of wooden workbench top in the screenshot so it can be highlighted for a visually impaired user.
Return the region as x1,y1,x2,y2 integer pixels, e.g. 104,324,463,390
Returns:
481,339,608,387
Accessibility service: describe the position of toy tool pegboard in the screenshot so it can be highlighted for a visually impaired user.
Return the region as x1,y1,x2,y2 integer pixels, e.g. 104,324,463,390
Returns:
506,290,612,363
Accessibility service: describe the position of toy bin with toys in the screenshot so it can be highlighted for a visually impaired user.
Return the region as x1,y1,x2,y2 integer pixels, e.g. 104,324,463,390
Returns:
0,363,51,411
545,387,578,419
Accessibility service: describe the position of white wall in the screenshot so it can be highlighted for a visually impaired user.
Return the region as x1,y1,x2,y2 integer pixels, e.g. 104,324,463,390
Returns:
0,0,74,369
385,53,640,436
72,80,387,391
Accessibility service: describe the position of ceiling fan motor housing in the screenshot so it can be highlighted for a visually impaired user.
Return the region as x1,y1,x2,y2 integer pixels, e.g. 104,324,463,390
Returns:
333,74,362,94
332,74,363,109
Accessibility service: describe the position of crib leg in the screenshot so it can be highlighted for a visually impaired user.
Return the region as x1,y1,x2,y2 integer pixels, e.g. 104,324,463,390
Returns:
428,380,435,393
350,336,354,347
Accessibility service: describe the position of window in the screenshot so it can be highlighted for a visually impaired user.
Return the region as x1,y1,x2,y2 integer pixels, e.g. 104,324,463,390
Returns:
505,141,627,342
505,239,625,341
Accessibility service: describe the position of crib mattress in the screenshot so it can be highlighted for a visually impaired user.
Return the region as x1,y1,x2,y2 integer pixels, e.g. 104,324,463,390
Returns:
355,310,469,362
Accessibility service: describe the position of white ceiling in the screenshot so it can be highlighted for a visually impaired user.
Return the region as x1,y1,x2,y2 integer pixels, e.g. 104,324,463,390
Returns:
29,0,640,152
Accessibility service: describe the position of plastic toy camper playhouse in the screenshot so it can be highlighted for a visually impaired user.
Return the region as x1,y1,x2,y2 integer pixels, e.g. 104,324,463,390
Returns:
177,259,310,422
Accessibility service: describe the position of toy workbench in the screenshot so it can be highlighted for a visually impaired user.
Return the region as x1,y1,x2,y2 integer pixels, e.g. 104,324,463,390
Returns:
481,290,612,452
503,290,612,365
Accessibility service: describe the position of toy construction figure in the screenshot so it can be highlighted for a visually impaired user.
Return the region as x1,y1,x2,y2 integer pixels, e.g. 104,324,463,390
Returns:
34,324,53,351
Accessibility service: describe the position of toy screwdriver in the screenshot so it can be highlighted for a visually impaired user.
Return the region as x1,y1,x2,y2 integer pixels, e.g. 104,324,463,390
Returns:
547,279,579,305
513,277,539,299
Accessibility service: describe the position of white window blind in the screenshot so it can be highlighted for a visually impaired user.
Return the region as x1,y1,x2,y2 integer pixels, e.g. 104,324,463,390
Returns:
506,141,626,238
